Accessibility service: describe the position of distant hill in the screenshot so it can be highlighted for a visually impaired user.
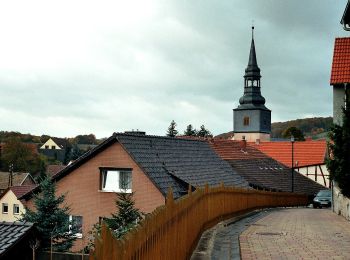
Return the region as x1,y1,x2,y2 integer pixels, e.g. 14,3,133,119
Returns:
271,117,333,139
215,117,333,140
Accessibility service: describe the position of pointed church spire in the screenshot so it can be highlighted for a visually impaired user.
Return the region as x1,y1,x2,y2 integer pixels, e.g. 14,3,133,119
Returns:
245,26,260,79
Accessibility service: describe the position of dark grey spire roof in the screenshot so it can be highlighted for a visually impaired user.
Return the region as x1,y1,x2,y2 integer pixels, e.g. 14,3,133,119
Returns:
244,36,261,79
237,27,269,110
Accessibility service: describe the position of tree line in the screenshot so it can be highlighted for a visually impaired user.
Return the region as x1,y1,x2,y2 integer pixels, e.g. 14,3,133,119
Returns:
166,120,212,138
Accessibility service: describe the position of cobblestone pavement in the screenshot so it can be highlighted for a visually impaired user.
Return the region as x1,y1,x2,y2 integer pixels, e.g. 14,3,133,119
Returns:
240,208,350,260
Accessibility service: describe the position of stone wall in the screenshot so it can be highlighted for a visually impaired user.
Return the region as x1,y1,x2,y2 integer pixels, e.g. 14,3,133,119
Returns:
332,182,350,220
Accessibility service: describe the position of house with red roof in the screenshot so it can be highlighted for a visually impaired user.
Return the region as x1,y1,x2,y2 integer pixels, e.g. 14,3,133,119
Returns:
250,140,329,187
209,139,324,195
0,185,37,222
330,37,350,125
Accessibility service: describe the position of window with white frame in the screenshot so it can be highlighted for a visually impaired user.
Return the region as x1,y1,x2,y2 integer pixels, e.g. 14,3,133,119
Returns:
13,204,20,215
69,215,83,238
100,168,132,193
2,203,8,214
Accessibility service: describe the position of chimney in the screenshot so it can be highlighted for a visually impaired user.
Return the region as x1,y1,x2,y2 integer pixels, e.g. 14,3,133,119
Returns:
239,136,247,150
255,139,260,145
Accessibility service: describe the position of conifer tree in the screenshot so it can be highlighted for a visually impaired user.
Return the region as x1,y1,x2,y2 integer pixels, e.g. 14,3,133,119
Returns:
184,124,197,136
196,125,212,137
104,192,143,239
327,100,350,196
166,120,178,137
22,178,76,251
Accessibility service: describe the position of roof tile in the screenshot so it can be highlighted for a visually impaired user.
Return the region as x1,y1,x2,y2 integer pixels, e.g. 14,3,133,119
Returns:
330,37,350,85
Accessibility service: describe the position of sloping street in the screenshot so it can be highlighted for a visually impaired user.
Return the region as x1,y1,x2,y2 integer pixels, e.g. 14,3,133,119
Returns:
193,207,350,259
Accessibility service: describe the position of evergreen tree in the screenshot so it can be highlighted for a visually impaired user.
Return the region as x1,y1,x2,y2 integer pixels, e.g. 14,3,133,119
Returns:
327,101,350,196
196,125,212,137
166,120,178,137
22,178,76,251
104,192,143,239
184,124,197,136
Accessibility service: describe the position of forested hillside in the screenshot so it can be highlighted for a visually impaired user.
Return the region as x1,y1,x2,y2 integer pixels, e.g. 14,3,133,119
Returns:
215,117,333,140
271,117,333,138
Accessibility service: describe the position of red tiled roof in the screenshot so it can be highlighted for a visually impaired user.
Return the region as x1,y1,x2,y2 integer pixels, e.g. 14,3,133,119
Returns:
250,140,327,168
209,139,325,195
330,37,350,85
209,139,267,160
10,185,37,198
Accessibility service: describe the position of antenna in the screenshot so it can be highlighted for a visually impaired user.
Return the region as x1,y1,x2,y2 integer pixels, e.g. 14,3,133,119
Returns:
251,20,255,39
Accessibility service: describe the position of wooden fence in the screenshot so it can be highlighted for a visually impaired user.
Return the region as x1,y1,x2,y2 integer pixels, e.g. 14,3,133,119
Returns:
89,185,308,260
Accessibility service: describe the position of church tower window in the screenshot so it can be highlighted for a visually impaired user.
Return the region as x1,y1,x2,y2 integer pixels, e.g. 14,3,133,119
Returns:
243,117,250,126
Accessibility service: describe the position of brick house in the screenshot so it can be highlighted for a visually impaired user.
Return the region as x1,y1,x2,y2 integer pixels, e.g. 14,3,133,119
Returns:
21,132,248,251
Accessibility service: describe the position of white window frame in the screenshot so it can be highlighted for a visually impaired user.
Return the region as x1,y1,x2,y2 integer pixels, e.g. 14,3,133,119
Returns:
2,203,8,214
100,168,132,193
13,204,20,215
69,215,83,238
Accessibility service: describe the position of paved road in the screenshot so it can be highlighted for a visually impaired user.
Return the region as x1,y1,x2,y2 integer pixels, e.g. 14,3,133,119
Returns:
240,208,350,259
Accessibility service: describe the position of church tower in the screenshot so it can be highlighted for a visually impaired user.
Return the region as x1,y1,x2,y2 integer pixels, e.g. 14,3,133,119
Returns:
233,27,271,141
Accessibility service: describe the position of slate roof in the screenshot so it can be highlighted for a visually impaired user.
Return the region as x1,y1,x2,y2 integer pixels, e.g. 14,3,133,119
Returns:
250,140,327,168
46,164,66,177
330,37,350,85
0,172,34,192
209,140,325,195
0,221,34,257
25,133,249,200
116,134,249,198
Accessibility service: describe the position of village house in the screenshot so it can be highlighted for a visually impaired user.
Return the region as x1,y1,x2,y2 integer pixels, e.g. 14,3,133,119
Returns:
0,185,37,221
329,1,350,220
0,172,35,195
250,139,330,187
209,139,324,196
39,137,67,163
20,132,249,251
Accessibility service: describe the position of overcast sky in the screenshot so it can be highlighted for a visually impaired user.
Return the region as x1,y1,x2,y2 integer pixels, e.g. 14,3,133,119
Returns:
0,1,348,138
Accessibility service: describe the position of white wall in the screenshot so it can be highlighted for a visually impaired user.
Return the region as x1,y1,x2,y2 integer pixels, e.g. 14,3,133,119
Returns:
0,190,26,221
297,164,330,188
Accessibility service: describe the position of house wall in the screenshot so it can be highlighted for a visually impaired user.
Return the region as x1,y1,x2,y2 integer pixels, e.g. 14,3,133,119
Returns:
333,182,350,220
27,142,165,252
233,132,270,142
333,84,350,125
0,190,25,221
40,138,62,149
297,165,330,188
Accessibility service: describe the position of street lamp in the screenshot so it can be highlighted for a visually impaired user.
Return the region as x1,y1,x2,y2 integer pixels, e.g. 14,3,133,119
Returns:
291,135,295,192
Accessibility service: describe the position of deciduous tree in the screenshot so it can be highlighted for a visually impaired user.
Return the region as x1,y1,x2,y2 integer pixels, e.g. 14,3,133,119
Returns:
282,126,305,141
